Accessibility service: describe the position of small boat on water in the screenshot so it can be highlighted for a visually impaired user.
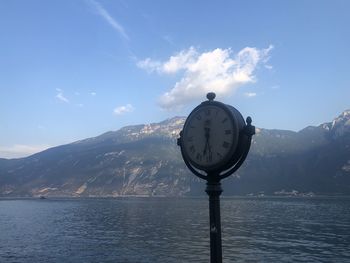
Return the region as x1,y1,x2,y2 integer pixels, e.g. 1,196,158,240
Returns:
39,196,47,200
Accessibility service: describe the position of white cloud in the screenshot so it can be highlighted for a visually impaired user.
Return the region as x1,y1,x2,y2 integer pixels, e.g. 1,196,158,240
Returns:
89,0,129,41
136,58,162,73
163,47,197,73
0,144,52,159
113,104,134,115
244,92,257,97
90,92,97,96
56,89,69,103
137,45,273,109
136,47,197,74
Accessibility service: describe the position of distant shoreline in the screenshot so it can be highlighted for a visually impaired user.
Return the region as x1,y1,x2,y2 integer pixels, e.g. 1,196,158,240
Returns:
1,195,350,201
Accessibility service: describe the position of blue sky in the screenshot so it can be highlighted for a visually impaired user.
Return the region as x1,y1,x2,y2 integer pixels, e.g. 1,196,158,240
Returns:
1,0,349,158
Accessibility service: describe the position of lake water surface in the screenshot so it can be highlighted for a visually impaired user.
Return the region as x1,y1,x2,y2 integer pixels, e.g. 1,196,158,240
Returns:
1,197,350,262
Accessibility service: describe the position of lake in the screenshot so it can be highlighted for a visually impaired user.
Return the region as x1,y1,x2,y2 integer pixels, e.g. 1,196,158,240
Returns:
1,197,350,262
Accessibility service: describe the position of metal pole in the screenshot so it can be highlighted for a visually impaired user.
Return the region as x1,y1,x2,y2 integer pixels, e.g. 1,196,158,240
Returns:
206,179,223,263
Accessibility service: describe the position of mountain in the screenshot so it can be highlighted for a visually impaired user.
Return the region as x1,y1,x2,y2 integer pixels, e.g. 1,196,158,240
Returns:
227,109,350,195
0,117,190,197
0,111,350,197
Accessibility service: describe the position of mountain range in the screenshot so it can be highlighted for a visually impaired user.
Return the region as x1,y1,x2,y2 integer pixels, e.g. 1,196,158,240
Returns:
1,110,350,197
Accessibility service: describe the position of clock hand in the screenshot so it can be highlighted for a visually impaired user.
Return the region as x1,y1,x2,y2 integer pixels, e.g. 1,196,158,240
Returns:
207,145,213,162
203,127,211,155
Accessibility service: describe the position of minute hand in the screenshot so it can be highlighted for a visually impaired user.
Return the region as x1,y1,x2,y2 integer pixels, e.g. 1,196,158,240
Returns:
203,127,211,155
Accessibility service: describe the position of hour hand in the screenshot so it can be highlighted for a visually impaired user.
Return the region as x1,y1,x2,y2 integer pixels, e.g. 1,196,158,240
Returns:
203,141,208,155
204,127,210,138
203,141,213,162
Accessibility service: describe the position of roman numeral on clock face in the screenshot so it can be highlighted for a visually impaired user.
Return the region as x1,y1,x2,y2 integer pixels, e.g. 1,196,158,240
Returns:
222,141,230,148
190,145,195,154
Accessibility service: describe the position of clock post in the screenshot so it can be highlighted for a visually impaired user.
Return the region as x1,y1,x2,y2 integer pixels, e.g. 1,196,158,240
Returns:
177,92,255,263
206,174,223,262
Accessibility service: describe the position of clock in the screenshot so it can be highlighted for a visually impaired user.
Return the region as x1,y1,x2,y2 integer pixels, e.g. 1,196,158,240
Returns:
177,92,255,262
180,93,245,172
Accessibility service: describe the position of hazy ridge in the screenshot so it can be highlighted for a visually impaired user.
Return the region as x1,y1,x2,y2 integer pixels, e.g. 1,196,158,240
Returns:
0,111,349,197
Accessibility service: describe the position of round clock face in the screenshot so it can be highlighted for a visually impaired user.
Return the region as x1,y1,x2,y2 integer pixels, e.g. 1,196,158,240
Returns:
182,103,238,171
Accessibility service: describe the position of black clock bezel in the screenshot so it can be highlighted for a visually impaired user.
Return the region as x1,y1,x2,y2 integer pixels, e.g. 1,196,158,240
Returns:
181,100,239,173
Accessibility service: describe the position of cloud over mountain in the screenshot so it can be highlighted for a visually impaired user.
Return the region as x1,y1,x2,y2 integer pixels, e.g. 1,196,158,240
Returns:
137,45,273,109
113,104,134,115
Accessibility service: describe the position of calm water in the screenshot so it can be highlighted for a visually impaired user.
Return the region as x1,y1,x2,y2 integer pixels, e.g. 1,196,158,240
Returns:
1,197,350,263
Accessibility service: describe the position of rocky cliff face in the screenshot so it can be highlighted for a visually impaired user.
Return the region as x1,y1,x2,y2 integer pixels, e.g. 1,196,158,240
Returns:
0,117,191,197
321,109,350,138
0,111,349,197
226,109,350,195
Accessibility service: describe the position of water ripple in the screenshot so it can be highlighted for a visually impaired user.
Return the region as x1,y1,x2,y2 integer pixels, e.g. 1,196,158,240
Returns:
1,197,350,262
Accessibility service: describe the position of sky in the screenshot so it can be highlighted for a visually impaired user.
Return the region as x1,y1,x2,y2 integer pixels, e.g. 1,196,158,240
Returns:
1,0,349,158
